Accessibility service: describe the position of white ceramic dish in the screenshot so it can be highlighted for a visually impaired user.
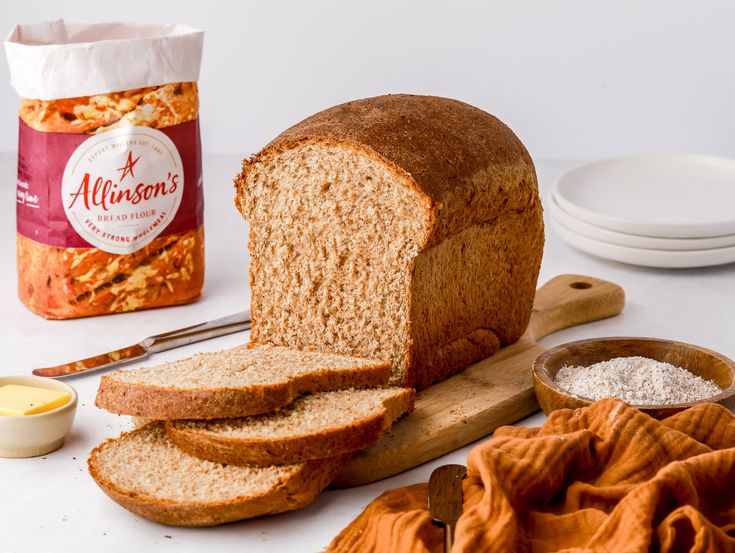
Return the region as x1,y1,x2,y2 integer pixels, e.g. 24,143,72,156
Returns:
0,375,77,458
547,193,735,251
553,154,735,239
550,216,735,268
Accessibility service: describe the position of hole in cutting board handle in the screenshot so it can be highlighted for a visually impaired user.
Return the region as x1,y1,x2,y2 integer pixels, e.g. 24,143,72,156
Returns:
569,281,592,290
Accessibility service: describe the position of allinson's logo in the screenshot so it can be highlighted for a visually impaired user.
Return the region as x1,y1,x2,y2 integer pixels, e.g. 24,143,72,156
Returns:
118,151,140,181
62,126,184,254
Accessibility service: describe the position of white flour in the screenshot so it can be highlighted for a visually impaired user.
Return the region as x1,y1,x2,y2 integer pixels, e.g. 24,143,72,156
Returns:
554,356,721,405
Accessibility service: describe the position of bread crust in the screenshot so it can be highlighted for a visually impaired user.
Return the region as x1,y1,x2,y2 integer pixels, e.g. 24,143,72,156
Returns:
87,424,346,527
237,94,538,249
165,388,415,465
95,359,392,419
407,204,544,387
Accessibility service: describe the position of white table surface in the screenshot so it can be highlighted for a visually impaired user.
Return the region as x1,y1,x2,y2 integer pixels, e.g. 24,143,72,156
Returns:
1,153,733,552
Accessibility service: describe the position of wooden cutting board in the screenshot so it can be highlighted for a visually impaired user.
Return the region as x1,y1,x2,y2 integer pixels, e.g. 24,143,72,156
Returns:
333,274,625,487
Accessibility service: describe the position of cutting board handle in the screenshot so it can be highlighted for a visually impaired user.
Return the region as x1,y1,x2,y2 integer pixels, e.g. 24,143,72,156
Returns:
526,274,625,342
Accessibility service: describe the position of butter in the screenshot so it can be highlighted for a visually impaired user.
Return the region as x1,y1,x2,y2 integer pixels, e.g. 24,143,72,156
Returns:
0,384,70,416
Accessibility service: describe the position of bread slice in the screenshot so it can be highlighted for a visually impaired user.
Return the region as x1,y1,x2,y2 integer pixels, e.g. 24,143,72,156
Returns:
88,423,346,527
166,387,415,466
95,344,391,419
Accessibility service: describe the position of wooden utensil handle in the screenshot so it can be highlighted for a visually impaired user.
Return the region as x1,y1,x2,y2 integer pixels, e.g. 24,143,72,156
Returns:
445,523,455,552
526,274,625,343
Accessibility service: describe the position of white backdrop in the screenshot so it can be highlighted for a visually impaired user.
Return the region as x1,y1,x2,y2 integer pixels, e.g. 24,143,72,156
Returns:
1,0,734,160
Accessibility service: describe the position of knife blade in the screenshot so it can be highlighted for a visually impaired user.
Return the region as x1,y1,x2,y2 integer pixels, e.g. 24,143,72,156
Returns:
428,464,467,552
32,311,251,378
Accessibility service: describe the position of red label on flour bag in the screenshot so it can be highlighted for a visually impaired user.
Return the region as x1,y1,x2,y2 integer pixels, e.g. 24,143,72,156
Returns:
17,118,202,251
6,21,205,319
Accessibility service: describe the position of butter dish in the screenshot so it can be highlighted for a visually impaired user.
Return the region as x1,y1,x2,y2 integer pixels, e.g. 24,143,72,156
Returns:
0,375,77,458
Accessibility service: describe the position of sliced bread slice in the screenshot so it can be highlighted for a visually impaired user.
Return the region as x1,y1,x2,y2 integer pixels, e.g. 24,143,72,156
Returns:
166,387,415,466
95,344,391,419
88,423,346,527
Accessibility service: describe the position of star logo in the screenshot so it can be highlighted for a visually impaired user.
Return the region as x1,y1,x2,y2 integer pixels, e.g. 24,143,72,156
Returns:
117,151,141,181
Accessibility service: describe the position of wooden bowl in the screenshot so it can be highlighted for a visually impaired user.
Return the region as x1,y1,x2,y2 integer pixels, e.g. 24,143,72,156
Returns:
533,337,735,419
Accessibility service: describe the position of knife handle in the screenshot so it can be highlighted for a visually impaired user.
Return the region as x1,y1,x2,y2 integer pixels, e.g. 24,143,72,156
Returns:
143,311,251,353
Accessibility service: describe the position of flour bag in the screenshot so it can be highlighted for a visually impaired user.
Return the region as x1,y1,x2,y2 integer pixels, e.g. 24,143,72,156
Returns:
5,20,204,318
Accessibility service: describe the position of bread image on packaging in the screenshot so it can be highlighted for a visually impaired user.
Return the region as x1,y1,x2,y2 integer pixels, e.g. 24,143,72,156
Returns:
5,21,205,318
166,387,415,465
88,423,346,527
95,344,392,419
235,94,544,388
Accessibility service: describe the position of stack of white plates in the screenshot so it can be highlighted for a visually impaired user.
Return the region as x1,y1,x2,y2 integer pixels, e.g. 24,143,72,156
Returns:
550,154,735,268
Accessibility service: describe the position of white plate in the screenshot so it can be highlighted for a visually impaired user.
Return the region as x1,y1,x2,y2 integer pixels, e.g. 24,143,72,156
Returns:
547,193,735,251
550,216,735,268
552,154,735,238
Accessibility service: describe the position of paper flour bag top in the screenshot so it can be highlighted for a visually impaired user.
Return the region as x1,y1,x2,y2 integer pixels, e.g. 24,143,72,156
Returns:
5,20,205,319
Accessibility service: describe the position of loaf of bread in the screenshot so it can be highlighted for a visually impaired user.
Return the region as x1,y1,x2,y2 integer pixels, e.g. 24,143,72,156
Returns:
235,94,544,388
95,344,392,419
88,422,346,527
166,387,415,465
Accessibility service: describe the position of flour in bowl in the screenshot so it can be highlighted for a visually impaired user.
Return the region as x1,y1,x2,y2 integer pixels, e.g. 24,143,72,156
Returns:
554,356,721,405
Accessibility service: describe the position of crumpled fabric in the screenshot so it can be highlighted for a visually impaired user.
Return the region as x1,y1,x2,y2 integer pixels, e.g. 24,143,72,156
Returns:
326,399,735,552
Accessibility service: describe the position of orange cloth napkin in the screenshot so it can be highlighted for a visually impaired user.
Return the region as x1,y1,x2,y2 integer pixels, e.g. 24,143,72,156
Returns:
326,399,735,552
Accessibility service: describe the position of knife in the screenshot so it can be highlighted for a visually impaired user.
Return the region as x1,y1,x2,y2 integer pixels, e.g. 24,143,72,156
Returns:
32,311,251,378
428,464,467,552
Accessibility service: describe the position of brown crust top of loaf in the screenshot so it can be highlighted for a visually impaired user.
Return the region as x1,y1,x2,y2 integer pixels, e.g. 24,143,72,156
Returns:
87,424,346,527
165,387,415,466
95,356,392,420
240,94,538,247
